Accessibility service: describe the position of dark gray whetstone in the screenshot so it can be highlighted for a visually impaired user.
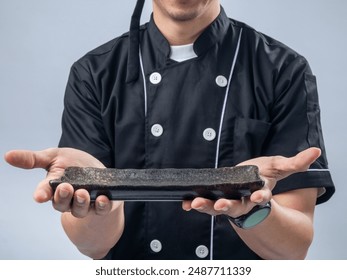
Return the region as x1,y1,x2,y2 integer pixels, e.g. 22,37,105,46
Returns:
49,165,264,201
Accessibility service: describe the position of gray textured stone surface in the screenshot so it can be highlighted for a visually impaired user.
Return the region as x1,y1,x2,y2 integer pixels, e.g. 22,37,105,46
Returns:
50,166,264,201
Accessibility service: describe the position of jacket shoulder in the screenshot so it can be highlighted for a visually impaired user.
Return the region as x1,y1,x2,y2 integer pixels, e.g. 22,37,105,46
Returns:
72,23,148,71
230,18,302,58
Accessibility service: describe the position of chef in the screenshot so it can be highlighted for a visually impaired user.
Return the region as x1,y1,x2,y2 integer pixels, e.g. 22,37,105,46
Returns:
5,0,335,259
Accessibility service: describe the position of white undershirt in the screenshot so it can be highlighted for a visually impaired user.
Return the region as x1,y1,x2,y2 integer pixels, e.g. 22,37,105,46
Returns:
170,43,198,62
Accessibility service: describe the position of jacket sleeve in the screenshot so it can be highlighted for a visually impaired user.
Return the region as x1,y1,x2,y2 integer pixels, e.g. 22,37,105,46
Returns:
263,55,335,204
58,61,114,167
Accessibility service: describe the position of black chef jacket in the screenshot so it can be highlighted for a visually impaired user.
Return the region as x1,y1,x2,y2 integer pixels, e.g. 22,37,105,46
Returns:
59,8,335,259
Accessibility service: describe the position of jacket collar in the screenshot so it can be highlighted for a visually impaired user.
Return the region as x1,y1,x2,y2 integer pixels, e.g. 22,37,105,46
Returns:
146,6,230,59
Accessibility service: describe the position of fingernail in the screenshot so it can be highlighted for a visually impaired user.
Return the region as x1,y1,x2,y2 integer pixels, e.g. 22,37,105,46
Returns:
59,189,69,198
98,201,106,209
76,196,85,204
215,206,228,212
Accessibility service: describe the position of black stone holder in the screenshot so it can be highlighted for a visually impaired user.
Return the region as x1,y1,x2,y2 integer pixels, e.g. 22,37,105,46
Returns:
49,165,264,201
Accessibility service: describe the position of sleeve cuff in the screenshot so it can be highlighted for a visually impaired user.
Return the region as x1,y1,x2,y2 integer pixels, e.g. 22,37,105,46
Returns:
273,170,335,205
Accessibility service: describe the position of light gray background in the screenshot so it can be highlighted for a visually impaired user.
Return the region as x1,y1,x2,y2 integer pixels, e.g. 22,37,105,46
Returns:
0,0,346,259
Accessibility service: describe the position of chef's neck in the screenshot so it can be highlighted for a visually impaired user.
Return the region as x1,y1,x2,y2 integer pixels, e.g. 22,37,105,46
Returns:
152,2,220,46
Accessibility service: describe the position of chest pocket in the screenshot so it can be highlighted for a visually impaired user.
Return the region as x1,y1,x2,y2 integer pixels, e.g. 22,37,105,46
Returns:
233,117,271,164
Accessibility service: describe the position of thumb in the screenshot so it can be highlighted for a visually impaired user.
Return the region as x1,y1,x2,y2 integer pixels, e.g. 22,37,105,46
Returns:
268,147,322,181
4,149,57,170
288,147,322,173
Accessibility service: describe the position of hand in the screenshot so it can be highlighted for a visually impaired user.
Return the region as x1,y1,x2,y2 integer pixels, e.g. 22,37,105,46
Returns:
4,148,114,218
182,147,321,218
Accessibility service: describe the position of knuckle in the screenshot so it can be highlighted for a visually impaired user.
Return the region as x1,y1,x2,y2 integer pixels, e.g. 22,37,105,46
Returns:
52,201,70,213
70,197,90,218
71,207,88,218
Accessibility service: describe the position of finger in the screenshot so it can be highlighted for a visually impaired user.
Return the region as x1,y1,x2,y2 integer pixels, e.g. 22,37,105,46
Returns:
214,198,253,217
185,198,217,216
71,189,91,218
33,178,54,203
33,166,69,203
214,198,235,212
289,147,321,172
4,149,57,170
271,147,321,180
94,195,113,216
52,183,74,212
182,200,193,211
191,197,215,212
250,188,272,204
183,198,240,216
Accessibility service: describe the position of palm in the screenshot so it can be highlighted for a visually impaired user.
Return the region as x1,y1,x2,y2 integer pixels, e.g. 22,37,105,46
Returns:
5,147,105,203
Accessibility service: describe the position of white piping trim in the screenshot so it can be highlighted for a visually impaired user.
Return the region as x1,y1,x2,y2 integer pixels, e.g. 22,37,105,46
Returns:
210,28,243,261
209,216,215,260
307,169,330,172
139,47,147,116
214,28,243,169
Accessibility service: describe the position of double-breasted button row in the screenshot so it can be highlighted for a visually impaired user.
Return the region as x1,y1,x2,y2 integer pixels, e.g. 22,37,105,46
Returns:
151,124,216,142
149,72,228,88
150,239,209,258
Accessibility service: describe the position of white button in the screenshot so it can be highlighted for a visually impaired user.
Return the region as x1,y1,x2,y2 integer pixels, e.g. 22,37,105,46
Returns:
215,75,228,87
203,128,216,141
195,245,209,258
150,239,162,253
151,124,164,137
150,72,162,85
